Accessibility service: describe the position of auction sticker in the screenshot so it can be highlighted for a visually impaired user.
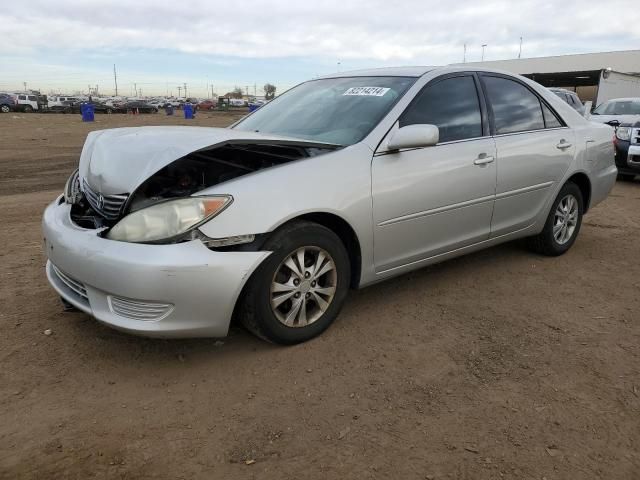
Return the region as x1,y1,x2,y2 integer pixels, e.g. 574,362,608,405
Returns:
343,87,390,96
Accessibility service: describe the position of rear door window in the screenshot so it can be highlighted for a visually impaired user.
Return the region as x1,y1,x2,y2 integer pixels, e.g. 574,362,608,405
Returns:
482,76,545,134
399,75,483,143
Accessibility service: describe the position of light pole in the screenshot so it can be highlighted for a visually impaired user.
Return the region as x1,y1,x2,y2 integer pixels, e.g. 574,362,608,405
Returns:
518,37,523,59
481,44,487,62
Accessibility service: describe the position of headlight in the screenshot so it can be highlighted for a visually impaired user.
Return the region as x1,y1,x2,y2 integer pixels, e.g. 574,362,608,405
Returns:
107,195,232,243
64,169,82,204
616,127,631,141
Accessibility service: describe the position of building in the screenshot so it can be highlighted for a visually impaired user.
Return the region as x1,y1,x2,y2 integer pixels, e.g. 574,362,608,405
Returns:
455,49,640,105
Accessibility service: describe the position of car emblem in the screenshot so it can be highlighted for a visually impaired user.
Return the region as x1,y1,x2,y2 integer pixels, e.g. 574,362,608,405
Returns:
97,193,105,210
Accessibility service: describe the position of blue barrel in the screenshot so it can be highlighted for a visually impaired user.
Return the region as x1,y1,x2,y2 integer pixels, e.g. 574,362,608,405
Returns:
165,104,174,115
248,103,259,112
81,103,94,122
183,103,194,119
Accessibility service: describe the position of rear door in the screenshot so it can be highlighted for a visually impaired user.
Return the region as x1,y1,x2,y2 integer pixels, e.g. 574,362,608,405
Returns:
479,74,575,236
371,73,497,272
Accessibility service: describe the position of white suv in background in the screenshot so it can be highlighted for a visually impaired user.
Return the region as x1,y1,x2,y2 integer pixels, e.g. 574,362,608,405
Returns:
48,96,80,108
15,93,40,112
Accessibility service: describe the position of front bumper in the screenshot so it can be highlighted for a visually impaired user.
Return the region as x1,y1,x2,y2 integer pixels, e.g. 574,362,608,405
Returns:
42,197,269,338
615,141,640,176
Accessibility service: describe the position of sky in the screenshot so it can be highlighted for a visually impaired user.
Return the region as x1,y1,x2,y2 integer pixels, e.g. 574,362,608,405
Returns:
1,0,639,98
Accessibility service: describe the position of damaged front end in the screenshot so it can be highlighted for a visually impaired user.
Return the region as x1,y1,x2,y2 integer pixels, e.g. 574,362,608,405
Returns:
67,132,339,246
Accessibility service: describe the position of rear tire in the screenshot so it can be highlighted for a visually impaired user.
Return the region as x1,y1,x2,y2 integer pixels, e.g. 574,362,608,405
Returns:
23,105,33,113
527,182,583,256
238,221,351,344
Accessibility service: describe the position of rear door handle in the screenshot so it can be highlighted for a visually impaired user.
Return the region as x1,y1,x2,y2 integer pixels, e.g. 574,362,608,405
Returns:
474,154,495,166
556,140,572,150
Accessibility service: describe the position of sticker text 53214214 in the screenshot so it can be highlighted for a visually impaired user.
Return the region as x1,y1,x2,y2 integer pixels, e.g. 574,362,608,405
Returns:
343,87,390,97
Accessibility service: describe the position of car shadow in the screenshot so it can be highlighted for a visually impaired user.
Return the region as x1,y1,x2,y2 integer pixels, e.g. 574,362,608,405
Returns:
62,240,534,362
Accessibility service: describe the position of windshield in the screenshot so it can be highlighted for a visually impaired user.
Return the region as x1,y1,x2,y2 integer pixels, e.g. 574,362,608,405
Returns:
593,100,640,116
234,76,416,146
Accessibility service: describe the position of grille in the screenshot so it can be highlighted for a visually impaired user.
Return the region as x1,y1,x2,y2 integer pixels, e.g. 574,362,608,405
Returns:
631,128,640,146
82,179,128,220
52,264,88,301
108,296,174,321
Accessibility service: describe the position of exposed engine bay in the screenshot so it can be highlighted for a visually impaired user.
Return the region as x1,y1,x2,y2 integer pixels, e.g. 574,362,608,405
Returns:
70,142,338,229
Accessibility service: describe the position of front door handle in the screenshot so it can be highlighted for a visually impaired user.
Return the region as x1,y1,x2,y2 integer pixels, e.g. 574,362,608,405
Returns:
556,140,572,150
474,154,495,166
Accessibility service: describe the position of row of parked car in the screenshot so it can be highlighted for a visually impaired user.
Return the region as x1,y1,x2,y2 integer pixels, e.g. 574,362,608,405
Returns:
0,93,161,114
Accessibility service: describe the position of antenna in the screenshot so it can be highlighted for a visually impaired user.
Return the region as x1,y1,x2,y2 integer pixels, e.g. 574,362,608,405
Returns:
113,64,118,96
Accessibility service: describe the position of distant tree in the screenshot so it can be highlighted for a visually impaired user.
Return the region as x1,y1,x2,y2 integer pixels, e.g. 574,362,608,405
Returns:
264,83,276,100
231,87,244,99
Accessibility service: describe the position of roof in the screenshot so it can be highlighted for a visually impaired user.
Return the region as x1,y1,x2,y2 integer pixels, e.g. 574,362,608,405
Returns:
319,66,436,78
452,49,640,75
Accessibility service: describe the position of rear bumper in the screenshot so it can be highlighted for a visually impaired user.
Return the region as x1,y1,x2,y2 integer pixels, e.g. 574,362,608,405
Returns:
42,197,269,338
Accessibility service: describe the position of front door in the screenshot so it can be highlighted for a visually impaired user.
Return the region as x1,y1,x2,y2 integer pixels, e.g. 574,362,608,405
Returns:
372,74,497,273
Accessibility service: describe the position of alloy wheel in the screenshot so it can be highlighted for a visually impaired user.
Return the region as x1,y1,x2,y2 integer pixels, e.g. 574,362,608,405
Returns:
270,247,337,327
553,194,578,245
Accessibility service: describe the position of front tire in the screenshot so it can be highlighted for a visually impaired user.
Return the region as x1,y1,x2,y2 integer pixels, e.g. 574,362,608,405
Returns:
238,221,351,344
0,104,10,113
527,182,583,256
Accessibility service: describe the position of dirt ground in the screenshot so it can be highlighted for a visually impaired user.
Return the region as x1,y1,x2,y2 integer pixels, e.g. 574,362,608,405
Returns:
0,112,638,480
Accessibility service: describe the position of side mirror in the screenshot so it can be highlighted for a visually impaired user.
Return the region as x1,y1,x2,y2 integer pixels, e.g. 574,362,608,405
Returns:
387,124,439,151
606,119,620,127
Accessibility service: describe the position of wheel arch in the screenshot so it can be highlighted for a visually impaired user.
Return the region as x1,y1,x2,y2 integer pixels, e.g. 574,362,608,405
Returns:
566,172,592,213
270,212,362,289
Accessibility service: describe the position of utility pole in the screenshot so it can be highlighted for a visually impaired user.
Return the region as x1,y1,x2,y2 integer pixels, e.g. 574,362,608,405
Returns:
183,83,187,98
177,86,182,98
518,37,523,59
254,83,257,96
113,64,118,96
245,85,249,96
95,84,98,96
23,82,27,92
481,44,487,62
211,85,214,99
463,43,467,63
337,60,341,73
134,83,137,97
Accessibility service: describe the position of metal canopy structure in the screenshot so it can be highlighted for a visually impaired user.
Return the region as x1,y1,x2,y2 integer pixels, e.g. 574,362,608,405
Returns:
454,50,640,102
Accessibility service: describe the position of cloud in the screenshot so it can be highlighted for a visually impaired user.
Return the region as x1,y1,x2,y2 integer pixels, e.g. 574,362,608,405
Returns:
1,0,639,94
2,0,639,62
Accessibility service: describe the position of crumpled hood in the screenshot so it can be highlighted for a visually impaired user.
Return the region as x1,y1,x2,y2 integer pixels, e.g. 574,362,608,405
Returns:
78,126,325,195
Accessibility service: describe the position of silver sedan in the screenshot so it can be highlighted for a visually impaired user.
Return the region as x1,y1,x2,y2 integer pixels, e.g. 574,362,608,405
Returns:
43,66,617,344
